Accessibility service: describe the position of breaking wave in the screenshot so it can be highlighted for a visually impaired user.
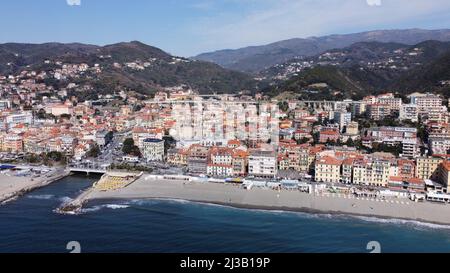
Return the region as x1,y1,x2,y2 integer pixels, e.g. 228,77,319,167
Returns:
353,216,450,230
27,194,55,200
80,204,130,214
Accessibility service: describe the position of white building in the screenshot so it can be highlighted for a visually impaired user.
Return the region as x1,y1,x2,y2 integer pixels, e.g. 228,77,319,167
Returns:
333,111,352,132
6,112,33,127
402,138,419,158
207,164,233,177
248,150,277,178
409,93,443,113
0,100,11,110
399,104,419,122
50,104,73,116
428,137,450,155
378,96,402,112
142,138,165,161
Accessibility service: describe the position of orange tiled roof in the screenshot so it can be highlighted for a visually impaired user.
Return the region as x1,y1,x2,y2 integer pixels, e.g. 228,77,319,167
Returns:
317,156,342,166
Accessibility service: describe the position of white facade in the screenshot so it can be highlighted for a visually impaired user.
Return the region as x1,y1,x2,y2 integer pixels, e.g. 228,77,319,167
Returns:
334,111,352,132
429,137,450,155
399,104,418,122
6,112,33,127
248,151,277,178
142,139,165,161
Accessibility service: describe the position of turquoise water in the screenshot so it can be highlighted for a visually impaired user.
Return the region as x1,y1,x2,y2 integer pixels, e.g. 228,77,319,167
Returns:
1,175,450,253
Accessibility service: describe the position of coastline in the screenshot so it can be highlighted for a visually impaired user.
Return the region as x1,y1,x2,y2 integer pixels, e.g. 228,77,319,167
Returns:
0,168,71,205
83,176,450,226
87,196,450,228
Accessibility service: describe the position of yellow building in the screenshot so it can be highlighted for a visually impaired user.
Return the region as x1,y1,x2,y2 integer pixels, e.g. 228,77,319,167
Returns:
315,156,342,183
438,161,450,193
353,158,391,187
416,157,443,180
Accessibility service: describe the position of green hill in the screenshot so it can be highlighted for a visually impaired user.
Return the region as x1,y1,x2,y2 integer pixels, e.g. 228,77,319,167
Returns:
0,41,258,96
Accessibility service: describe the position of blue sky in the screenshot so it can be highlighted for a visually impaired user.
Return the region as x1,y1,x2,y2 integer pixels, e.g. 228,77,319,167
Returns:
1,0,450,56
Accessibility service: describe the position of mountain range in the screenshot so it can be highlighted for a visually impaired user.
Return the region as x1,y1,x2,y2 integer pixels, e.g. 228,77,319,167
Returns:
262,40,450,100
0,41,258,96
194,29,450,73
1,28,450,100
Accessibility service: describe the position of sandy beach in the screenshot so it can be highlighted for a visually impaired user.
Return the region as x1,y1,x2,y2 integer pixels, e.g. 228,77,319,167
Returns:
85,176,450,226
0,168,70,204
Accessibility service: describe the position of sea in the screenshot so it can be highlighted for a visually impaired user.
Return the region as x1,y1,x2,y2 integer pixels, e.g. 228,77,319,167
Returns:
1,174,450,253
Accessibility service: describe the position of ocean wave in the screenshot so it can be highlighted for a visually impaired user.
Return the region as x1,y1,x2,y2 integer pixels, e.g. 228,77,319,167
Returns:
127,199,160,206
61,197,450,230
352,216,450,230
80,206,102,213
249,208,450,229
80,203,130,214
58,197,73,204
152,200,450,229
105,204,130,210
27,194,55,200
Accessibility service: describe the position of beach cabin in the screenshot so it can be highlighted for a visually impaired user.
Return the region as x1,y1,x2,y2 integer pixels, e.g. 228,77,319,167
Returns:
409,192,426,202
208,178,226,184
281,180,299,190
314,183,327,194
267,182,282,190
424,179,444,192
426,192,450,203
225,178,244,184
378,189,409,199
242,179,267,189
298,182,312,193
164,175,192,181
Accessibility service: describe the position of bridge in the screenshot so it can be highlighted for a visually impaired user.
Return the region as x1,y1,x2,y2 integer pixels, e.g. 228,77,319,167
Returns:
67,162,110,175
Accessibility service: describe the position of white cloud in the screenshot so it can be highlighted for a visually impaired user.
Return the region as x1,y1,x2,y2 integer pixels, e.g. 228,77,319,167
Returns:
367,0,382,6
66,0,81,6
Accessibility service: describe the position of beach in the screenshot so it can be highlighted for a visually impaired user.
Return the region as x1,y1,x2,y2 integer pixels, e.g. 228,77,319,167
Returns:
0,168,70,204
85,176,450,226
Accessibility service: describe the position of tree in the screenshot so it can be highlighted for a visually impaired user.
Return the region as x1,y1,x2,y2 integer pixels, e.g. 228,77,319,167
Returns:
278,101,289,112
163,136,175,153
312,132,320,145
60,114,72,120
46,151,64,162
296,137,310,145
87,144,101,158
345,138,355,147
122,138,141,157
36,109,47,119
376,116,401,127
25,154,41,164
372,142,403,157
122,138,135,154
326,138,336,146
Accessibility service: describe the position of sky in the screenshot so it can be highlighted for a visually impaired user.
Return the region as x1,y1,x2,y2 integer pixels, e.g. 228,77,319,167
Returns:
1,0,450,56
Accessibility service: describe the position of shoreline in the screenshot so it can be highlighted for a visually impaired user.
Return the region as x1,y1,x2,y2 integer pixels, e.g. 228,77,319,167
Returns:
80,176,450,226
0,169,71,205
86,196,450,228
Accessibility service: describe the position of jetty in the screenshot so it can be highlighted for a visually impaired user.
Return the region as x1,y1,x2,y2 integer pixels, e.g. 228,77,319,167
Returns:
57,171,142,214
0,168,71,205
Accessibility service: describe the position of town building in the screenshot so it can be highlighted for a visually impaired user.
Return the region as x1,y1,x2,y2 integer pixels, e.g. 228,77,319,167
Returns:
399,104,419,122
314,156,342,183
416,157,443,180
319,129,340,143
248,150,277,178
142,138,165,161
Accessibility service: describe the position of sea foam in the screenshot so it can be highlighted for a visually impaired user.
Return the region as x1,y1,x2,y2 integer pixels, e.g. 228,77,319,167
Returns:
27,194,55,200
